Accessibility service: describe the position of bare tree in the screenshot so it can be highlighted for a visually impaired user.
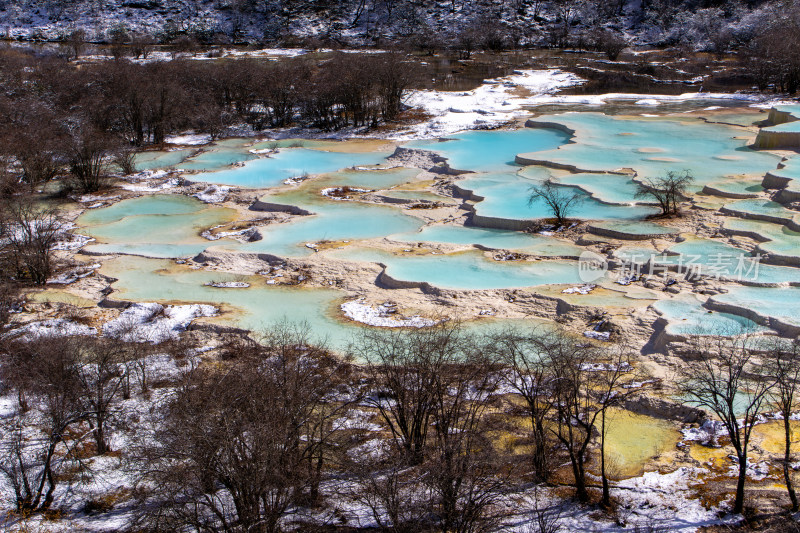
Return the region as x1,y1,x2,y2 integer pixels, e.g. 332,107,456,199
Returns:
528,180,584,227
346,446,429,531
130,33,155,60
766,339,800,511
423,348,504,532
3,199,64,284
549,335,618,503
597,344,637,509
66,29,86,61
0,336,88,512
596,29,627,60
112,146,137,175
680,334,774,514
527,487,563,533
635,170,694,216
67,127,114,193
353,322,464,464
138,324,352,533
489,327,557,483
75,338,128,455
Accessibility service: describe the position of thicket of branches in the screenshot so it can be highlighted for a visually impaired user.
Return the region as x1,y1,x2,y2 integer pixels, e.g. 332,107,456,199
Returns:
1,314,799,529
0,48,412,198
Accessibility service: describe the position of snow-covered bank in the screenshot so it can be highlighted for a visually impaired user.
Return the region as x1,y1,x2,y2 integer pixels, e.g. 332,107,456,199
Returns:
194,185,231,203
341,300,436,328
102,302,217,343
398,69,584,138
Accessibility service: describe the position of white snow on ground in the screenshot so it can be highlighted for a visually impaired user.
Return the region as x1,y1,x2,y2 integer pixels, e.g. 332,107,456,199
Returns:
48,263,101,284
102,302,217,343
398,69,584,138
320,186,372,199
8,318,97,339
612,467,721,531
118,169,183,192
346,438,390,461
51,233,95,251
526,91,764,106
120,177,181,192
682,419,727,446
202,227,260,242
223,47,309,58
395,68,770,139
332,410,383,432
164,133,212,145
583,330,611,341
205,281,250,288
194,185,231,203
562,284,596,294
79,194,120,203
341,300,436,328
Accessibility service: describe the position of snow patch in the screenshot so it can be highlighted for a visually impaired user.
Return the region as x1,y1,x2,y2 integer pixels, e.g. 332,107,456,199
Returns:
102,303,217,343
194,185,231,203
51,233,94,251
583,330,611,341
164,133,212,146
205,281,250,288
48,263,101,284
341,300,436,328
398,69,584,139
562,284,596,295
8,319,97,339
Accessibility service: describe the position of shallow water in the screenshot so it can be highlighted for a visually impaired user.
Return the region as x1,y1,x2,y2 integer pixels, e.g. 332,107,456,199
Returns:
78,195,237,258
133,149,195,171
704,178,763,197
602,408,680,477
521,113,781,188
550,172,643,205
407,128,570,172
328,167,423,189
78,195,203,225
193,148,390,188
100,256,556,350
591,220,677,236
652,294,767,336
392,224,584,256
711,286,800,327
724,218,800,259
100,256,362,348
724,198,799,222
229,200,424,258
180,145,257,171
332,248,585,290
461,171,659,221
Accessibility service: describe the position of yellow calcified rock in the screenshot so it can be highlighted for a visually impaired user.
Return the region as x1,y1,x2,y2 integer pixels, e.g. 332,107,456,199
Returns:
601,408,681,478
754,130,800,150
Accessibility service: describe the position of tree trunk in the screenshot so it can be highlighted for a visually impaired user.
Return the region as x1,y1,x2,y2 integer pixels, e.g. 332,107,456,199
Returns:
533,416,548,482
601,410,610,508
734,453,747,514
569,450,589,502
785,416,798,511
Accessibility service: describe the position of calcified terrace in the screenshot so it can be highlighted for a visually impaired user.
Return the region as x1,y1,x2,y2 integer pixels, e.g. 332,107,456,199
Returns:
32,94,795,356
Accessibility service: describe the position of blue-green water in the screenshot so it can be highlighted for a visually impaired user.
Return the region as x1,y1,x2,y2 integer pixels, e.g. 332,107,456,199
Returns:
193,148,389,188
133,149,195,171
520,113,780,188
407,128,570,172
653,295,767,336
332,248,585,290
461,171,659,221
392,224,584,256
78,195,237,258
